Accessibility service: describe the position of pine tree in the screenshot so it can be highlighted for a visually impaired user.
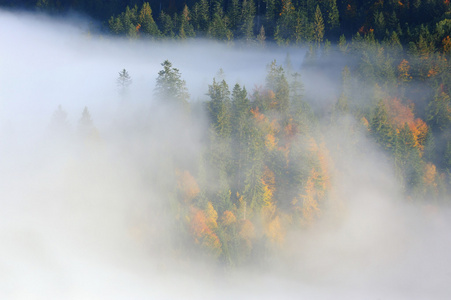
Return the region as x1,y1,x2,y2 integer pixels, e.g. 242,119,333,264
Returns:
208,3,233,41
117,68,132,96
138,2,160,38
191,0,210,33
227,0,241,31
207,77,232,138
327,0,339,32
231,84,251,193
374,11,385,39
370,100,395,152
159,10,175,38
108,16,124,35
123,5,139,38
338,34,348,53
266,60,290,114
178,5,195,39
335,66,351,114
155,60,189,106
78,107,98,140
263,0,276,37
239,0,256,42
275,0,297,45
427,90,451,132
313,5,325,47
257,25,266,46
394,123,424,193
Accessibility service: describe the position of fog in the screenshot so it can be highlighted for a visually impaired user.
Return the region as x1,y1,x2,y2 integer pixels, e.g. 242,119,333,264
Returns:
1,9,451,299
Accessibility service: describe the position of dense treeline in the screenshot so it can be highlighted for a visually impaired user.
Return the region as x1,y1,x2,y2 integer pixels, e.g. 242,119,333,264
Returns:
2,0,450,50
48,46,450,265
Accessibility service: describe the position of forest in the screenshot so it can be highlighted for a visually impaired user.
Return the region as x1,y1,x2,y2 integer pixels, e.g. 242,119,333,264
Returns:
1,0,450,50
0,1,450,298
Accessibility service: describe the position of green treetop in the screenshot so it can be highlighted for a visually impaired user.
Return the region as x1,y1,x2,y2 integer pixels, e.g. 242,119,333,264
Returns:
155,60,190,106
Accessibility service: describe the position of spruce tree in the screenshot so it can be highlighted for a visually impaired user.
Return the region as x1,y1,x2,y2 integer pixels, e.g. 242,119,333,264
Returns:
207,77,232,139
155,60,190,106
327,0,339,32
370,100,395,152
239,0,256,42
138,2,160,38
117,69,132,96
313,5,325,47
178,5,195,39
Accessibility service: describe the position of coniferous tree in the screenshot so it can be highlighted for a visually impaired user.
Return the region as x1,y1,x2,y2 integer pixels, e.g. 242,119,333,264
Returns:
178,5,195,39
266,60,290,115
239,0,256,42
191,0,210,33
207,77,232,138
117,68,132,96
394,123,424,193
327,0,339,33
338,34,348,53
274,0,297,45
208,3,233,41
370,100,396,152
257,25,266,46
313,5,325,47
231,84,251,193
426,90,451,132
155,60,189,106
263,0,276,37
374,11,386,39
78,107,97,140
138,2,160,37
108,16,124,35
123,5,139,38
243,130,265,212
335,66,351,115
159,10,175,38
227,0,241,32
289,72,314,134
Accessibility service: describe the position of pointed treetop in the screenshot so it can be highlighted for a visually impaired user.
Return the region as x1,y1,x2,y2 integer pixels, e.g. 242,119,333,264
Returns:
117,69,132,95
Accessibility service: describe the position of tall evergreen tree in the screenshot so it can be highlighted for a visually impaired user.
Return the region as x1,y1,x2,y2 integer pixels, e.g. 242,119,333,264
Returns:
239,0,256,42
208,3,233,41
335,66,351,114
263,0,276,37
227,0,241,31
78,107,99,141
117,68,132,96
138,2,160,37
427,90,451,132
207,77,232,138
370,100,396,152
394,123,424,193
191,0,210,33
327,0,339,32
159,10,175,38
313,5,325,47
155,60,190,106
274,0,297,45
178,5,195,39
266,60,290,114
231,84,251,192
257,25,266,46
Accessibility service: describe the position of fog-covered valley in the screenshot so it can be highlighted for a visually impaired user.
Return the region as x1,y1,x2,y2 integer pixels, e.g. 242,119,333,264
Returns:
1,9,451,299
